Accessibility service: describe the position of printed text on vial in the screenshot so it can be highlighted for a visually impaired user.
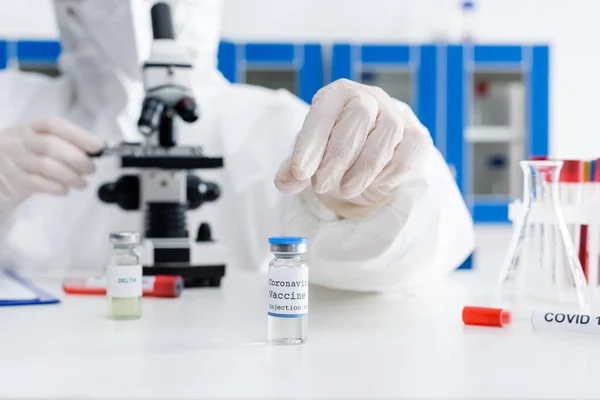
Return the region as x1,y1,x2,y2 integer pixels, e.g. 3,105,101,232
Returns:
267,268,308,317
107,264,142,298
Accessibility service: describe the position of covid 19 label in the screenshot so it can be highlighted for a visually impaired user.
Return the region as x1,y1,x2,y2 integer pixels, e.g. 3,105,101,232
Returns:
107,264,142,298
531,310,600,335
268,267,309,318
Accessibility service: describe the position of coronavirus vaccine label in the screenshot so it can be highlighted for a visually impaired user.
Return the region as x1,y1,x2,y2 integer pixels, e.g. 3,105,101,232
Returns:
107,264,142,298
531,310,600,335
268,267,309,318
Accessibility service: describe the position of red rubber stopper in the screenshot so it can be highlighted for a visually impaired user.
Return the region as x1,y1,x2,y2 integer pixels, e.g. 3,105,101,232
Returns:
530,155,549,161
462,306,511,327
559,160,584,183
153,275,183,298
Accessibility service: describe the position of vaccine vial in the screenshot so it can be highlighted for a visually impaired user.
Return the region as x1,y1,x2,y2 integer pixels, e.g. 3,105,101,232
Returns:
267,237,308,345
107,232,142,320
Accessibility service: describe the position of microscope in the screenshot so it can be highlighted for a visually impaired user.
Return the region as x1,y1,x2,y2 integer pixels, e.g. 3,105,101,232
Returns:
96,2,226,288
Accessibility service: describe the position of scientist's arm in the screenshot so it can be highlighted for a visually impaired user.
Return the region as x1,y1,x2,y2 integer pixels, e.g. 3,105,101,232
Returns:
0,117,102,223
276,79,474,291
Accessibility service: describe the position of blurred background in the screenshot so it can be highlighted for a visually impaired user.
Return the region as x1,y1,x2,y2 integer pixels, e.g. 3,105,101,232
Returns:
0,0,598,226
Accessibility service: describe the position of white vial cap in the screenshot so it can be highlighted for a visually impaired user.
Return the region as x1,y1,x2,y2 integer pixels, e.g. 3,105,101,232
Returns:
109,231,140,245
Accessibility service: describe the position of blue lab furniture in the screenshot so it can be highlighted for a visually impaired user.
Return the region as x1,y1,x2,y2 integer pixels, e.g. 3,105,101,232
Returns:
330,44,438,149
329,43,474,270
0,41,6,69
218,41,323,104
0,40,61,69
0,39,325,106
445,44,549,223
16,40,61,66
327,43,549,224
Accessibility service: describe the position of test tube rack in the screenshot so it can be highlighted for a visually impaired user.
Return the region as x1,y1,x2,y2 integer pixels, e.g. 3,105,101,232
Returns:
508,183,600,289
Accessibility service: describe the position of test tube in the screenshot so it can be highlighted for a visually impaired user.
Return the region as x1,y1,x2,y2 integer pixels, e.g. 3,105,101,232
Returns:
580,161,593,282
559,160,585,279
590,159,600,287
462,306,600,336
62,275,183,298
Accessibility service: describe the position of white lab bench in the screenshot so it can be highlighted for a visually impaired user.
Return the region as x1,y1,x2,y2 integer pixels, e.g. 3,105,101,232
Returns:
1,226,599,399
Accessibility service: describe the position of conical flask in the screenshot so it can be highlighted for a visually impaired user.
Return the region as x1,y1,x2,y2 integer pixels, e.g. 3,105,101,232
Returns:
498,160,590,312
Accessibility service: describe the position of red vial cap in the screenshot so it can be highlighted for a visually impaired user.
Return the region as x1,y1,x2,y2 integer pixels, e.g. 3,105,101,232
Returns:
559,160,585,183
462,306,511,327
530,155,549,161
595,159,600,183
153,275,183,298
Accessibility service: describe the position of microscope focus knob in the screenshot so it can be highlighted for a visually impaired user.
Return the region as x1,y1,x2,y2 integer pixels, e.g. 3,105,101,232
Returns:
204,183,220,202
174,97,199,123
187,175,221,210
98,175,140,211
98,183,117,203
196,222,213,242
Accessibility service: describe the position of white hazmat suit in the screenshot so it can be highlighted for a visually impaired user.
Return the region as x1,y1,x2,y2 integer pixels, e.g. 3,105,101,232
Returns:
0,0,474,291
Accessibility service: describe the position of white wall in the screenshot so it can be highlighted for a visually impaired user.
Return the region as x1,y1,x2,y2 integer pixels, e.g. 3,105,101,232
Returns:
0,0,56,38
0,0,598,159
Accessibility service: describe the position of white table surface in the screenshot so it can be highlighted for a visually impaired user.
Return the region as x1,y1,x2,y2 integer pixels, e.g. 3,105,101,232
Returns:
1,227,599,399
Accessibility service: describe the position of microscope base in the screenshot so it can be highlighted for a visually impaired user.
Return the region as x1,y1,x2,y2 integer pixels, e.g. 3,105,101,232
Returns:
143,264,226,288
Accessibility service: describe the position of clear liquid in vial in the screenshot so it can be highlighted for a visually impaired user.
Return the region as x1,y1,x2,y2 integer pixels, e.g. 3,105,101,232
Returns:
268,314,307,345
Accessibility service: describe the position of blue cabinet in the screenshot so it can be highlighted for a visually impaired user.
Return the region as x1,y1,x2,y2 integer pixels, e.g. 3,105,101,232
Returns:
445,44,549,223
0,40,62,75
16,40,61,65
0,41,7,69
217,41,323,104
330,44,438,148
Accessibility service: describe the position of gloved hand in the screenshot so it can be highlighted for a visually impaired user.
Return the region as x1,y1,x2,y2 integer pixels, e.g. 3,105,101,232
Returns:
275,79,433,219
0,117,102,215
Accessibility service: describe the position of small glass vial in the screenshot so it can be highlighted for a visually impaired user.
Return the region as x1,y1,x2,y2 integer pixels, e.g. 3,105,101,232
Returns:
267,237,308,345
107,232,142,320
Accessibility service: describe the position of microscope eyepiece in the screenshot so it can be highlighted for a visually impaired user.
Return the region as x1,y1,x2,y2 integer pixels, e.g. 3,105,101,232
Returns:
138,97,165,136
151,2,175,40
174,97,200,123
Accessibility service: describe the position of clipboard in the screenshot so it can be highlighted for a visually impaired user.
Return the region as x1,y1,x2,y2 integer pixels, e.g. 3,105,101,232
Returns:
0,269,60,306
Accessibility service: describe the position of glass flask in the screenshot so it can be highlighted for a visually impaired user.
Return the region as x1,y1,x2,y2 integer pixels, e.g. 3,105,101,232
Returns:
498,160,590,312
